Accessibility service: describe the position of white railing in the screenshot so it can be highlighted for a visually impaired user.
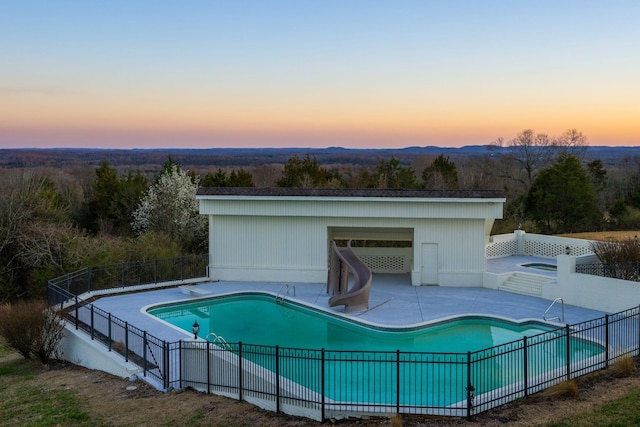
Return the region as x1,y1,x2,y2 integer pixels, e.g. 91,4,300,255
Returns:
486,231,594,259
348,247,412,273
486,235,517,258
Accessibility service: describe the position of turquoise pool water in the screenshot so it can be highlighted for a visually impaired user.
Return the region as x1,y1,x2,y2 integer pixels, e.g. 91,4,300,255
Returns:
149,293,604,406
150,293,551,352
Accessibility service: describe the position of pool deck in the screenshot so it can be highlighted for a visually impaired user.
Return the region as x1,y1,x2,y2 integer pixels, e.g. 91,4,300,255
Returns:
92,256,605,343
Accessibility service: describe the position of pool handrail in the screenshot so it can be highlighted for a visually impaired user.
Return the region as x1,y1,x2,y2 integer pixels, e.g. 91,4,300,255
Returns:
543,297,565,322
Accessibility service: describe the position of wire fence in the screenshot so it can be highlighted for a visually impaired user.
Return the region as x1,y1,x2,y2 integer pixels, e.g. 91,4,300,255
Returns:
47,277,640,422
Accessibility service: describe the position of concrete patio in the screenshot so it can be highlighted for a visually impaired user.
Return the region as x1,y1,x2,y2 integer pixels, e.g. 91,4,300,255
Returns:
91,255,604,344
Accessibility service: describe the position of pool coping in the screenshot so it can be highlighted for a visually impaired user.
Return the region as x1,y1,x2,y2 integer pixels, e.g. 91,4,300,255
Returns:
146,289,568,337
90,269,606,347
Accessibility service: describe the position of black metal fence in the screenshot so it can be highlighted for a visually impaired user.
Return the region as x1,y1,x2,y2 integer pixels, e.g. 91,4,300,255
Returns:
47,254,208,303
172,309,640,421
46,254,208,387
576,261,640,281
46,261,640,422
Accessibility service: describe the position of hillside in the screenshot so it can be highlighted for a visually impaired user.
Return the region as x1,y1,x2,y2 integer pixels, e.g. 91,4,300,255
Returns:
1,145,637,170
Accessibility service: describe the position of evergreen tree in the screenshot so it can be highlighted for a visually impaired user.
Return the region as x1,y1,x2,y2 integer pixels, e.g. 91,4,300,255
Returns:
587,159,607,191
422,154,459,189
370,157,419,189
201,168,254,187
228,168,254,187
277,154,345,188
78,161,148,235
525,154,600,233
201,169,230,187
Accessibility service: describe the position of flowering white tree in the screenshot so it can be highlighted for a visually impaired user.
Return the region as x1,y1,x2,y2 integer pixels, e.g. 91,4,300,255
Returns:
132,165,206,251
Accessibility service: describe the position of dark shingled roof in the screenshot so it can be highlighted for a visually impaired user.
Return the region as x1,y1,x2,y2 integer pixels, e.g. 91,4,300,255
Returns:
197,187,505,199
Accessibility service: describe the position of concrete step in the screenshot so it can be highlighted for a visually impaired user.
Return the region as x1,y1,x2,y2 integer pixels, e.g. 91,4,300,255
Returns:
498,273,551,297
511,272,553,284
499,280,543,296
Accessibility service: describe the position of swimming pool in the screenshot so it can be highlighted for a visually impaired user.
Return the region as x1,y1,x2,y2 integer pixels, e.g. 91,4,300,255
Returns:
149,293,605,407
150,293,552,352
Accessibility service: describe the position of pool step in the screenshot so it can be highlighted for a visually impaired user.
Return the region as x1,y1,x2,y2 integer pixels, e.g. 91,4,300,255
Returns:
499,272,551,297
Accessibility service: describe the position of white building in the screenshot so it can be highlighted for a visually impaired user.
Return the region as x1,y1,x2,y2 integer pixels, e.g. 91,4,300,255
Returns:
196,188,505,287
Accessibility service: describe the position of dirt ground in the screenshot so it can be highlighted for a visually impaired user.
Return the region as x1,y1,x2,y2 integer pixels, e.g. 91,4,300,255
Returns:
5,351,640,427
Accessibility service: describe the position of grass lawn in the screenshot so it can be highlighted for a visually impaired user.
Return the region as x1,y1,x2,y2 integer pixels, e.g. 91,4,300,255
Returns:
555,230,640,241
0,342,93,427
2,337,640,426
547,387,640,426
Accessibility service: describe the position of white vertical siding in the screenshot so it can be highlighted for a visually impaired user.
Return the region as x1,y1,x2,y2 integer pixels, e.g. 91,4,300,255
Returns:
210,214,486,282
212,216,327,270
202,195,501,285
413,219,486,273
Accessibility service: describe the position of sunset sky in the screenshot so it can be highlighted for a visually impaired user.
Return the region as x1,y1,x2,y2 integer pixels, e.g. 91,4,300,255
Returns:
1,1,639,149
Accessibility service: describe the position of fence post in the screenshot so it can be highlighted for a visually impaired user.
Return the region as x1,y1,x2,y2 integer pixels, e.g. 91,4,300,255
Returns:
90,305,94,340
108,313,112,351
605,314,610,367
275,345,280,414
87,266,92,293
565,325,571,380
523,336,528,397
238,342,243,402
466,351,474,421
74,295,79,330
396,349,401,415
154,259,158,284
181,256,184,281
206,341,211,395
321,349,325,423
121,263,125,288
179,341,183,390
125,321,129,362
143,331,148,376
163,341,169,390
637,306,640,357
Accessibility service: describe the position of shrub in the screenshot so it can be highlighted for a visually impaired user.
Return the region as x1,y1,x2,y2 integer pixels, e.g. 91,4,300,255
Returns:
590,238,640,280
540,380,579,399
389,415,403,427
0,300,65,364
609,357,636,378
591,237,640,264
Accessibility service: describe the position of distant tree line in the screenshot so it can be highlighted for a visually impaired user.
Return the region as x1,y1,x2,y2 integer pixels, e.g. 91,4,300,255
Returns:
4,127,640,302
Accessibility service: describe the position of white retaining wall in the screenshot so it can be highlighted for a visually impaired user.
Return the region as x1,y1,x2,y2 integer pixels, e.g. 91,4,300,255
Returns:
544,255,640,313
485,231,640,313
58,324,142,380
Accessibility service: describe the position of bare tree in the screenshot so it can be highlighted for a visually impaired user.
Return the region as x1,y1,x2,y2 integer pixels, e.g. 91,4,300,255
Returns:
494,128,590,193
495,129,553,191
0,170,83,300
553,128,589,160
